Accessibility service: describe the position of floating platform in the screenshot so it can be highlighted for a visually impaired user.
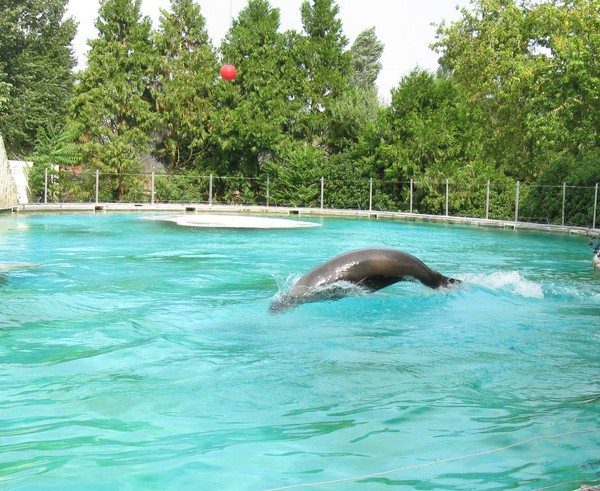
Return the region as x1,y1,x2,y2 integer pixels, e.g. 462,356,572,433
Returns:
142,214,321,229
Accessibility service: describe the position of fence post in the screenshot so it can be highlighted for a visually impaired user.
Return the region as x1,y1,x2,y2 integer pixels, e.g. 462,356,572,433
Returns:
409,178,414,213
445,179,449,216
150,171,155,205
562,182,566,226
515,181,520,222
44,168,48,204
320,176,324,209
95,169,99,204
369,178,373,211
266,175,270,207
209,174,213,206
594,183,598,230
485,180,490,219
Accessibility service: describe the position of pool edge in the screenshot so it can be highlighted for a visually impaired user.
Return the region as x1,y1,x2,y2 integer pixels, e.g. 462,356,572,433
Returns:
10,202,600,238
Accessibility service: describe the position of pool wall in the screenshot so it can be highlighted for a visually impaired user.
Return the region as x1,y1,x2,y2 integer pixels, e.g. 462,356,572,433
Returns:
13,201,600,238
0,136,18,210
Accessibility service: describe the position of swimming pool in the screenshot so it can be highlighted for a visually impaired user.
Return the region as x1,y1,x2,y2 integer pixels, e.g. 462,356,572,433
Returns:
1,213,599,490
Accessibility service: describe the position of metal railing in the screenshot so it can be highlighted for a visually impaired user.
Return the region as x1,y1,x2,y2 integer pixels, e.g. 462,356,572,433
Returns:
42,168,600,229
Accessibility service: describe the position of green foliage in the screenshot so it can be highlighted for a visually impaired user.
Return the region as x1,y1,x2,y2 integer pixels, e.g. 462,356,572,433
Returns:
434,0,600,183
0,0,76,156
383,70,485,179
7,0,596,225
327,86,380,152
521,150,600,226
71,0,155,201
153,0,217,170
153,171,209,203
94,136,150,201
28,125,80,201
215,175,261,205
0,79,10,113
350,27,384,89
209,0,296,177
490,181,518,220
323,150,372,209
297,0,352,142
434,0,539,180
525,0,600,158
263,144,326,207
326,27,384,151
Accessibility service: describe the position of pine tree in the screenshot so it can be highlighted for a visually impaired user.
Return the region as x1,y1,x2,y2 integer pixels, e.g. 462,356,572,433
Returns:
325,27,384,151
71,0,155,201
153,0,217,170
0,0,76,156
350,27,384,90
210,0,294,177
297,0,351,143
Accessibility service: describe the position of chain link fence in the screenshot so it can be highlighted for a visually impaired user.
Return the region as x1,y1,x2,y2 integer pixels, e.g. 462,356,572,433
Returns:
42,169,600,229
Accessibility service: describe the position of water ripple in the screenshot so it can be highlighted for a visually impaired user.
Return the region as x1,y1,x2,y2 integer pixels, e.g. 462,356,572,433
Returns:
1,214,599,490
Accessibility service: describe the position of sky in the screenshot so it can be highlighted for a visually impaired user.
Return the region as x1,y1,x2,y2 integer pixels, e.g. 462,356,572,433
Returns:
66,0,470,102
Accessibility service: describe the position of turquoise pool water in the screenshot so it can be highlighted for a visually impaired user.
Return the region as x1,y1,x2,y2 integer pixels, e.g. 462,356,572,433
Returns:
0,213,599,490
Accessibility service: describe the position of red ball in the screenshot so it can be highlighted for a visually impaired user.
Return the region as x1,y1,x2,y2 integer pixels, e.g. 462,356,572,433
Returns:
220,64,236,81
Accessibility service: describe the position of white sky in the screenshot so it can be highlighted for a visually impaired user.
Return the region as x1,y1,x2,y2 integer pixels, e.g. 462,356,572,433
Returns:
66,0,470,102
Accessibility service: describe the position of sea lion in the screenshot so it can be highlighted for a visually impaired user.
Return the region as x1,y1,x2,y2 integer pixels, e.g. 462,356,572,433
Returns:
270,248,460,313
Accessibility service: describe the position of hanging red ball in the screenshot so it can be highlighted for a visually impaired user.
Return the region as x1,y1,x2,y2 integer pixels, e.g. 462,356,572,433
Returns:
220,64,237,81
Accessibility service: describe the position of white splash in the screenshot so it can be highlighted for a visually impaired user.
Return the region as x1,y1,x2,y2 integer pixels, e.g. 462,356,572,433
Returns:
272,274,368,298
271,273,301,292
460,271,544,299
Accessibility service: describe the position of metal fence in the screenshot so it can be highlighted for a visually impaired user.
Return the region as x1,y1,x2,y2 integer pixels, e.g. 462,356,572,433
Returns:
43,169,600,229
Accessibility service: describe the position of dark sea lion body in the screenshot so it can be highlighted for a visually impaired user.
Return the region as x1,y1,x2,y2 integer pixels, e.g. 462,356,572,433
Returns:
270,248,459,313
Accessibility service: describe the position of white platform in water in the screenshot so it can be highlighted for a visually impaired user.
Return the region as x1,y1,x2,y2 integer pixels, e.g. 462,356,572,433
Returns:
143,214,321,229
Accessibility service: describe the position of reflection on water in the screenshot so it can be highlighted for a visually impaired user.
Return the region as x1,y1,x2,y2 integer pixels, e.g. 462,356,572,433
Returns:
0,213,599,490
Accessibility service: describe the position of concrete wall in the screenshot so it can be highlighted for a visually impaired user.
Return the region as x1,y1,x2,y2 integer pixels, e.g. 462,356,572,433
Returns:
0,135,18,209
9,160,33,204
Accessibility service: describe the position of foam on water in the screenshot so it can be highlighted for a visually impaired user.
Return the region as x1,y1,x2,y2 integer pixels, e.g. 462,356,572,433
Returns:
273,273,370,297
460,270,545,298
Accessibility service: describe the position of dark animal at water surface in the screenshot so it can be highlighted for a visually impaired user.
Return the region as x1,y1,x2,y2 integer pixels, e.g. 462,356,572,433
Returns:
269,248,461,313
589,238,600,270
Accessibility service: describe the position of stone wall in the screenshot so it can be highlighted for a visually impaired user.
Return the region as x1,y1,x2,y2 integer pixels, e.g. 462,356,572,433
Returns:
0,135,18,209
9,160,33,204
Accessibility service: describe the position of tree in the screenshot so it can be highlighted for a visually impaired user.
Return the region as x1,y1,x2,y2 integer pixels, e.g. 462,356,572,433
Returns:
209,0,295,178
326,27,384,151
153,0,217,170
368,70,488,214
28,124,80,201
350,27,384,89
525,0,600,158
326,88,380,152
521,149,600,226
434,0,600,183
297,0,352,143
0,0,76,156
71,0,155,201
262,143,326,207
434,0,539,181
0,77,10,114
